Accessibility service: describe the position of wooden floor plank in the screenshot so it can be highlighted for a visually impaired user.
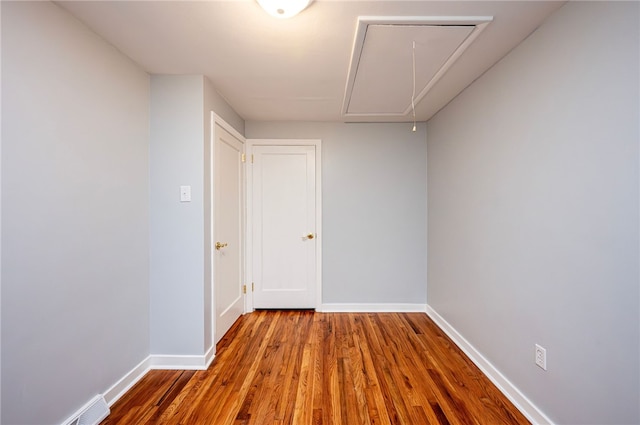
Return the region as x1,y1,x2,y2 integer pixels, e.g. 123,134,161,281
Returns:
101,311,530,425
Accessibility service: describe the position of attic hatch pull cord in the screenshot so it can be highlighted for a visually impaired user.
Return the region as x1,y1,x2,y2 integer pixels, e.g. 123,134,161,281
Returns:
411,41,417,132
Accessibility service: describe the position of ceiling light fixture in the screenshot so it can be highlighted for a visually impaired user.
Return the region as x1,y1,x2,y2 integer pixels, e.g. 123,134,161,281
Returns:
256,0,313,19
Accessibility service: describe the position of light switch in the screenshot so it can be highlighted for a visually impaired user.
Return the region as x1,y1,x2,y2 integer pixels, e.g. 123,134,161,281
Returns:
180,185,191,202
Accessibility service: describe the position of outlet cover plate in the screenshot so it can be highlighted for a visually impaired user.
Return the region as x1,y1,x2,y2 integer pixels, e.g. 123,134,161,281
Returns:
535,344,547,370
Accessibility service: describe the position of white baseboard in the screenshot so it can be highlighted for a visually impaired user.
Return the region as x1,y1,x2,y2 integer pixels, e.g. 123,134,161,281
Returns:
103,356,151,406
75,349,216,424
149,353,214,370
321,303,427,313
425,305,554,425
61,348,216,424
204,344,216,369
62,357,151,424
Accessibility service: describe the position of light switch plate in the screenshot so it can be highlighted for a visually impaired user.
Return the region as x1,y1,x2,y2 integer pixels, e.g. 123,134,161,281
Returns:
180,185,191,202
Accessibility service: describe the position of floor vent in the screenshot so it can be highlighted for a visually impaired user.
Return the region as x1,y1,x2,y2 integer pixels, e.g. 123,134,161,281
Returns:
68,395,110,425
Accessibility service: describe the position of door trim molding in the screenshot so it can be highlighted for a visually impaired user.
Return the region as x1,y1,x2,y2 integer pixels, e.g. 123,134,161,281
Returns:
213,112,245,142
210,112,246,353
246,139,322,311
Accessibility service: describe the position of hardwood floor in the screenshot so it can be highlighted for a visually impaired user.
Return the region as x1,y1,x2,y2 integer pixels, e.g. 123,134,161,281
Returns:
101,311,529,425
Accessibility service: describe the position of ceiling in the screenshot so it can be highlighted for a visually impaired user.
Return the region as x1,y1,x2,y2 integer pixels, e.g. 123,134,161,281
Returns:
57,0,566,123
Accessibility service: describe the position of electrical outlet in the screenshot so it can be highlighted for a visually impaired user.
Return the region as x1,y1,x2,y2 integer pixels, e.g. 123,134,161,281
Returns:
535,344,547,370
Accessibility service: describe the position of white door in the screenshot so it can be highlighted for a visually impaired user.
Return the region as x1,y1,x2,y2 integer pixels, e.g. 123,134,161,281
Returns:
251,144,319,309
214,123,244,342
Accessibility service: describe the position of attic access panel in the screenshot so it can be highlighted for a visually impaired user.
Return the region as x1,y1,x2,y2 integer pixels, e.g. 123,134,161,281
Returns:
342,17,492,118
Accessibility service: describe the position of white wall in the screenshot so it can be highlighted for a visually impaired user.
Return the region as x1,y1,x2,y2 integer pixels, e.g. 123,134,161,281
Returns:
150,75,244,356
150,75,205,355
205,77,245,138
1,2,150,424
0,1,4,419
246,122,427,306
426,2,639,424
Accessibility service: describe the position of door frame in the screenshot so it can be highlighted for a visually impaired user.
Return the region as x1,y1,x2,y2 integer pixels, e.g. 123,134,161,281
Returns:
210,112,247,352
245,139,323,312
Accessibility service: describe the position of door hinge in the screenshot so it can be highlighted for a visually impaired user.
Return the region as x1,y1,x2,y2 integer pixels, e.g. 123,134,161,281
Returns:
241,153,246,163
243,284,247,294
252,282,255,292
251,154,254,164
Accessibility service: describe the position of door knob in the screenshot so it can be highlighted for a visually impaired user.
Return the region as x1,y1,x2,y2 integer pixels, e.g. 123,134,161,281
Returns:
215,242,228,250
305,233,315,240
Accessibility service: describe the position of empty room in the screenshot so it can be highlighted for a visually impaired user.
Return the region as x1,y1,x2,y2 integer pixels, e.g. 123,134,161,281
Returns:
1,1,638,424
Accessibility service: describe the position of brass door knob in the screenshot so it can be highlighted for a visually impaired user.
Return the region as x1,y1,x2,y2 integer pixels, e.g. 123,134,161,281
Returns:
215,242,228,250
305,233,315,240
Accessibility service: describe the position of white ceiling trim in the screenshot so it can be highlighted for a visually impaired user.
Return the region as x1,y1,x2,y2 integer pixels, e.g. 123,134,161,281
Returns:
341,16,493,120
